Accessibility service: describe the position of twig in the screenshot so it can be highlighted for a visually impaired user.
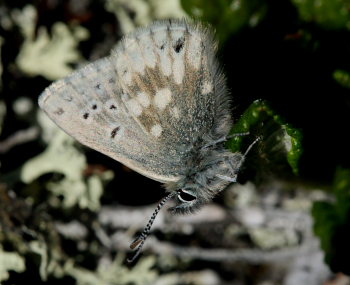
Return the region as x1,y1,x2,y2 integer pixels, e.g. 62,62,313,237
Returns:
0,127,39,153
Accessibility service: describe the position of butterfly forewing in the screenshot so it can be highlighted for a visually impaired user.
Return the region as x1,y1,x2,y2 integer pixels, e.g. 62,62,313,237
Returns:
39,20,229,183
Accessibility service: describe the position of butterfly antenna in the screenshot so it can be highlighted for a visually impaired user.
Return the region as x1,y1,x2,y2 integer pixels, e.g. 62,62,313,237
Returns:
127,191,177,263
203,132,249,148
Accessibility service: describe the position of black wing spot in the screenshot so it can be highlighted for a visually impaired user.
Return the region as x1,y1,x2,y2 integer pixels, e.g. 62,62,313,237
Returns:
92,104,97,110
83,112,89,119
174,37,185,53
95,83,101,90
111,126,120,138
109,105,117,110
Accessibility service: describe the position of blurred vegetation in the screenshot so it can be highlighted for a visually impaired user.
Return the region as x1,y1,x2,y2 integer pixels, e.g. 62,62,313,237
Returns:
312,168,350,275
1,0,350,284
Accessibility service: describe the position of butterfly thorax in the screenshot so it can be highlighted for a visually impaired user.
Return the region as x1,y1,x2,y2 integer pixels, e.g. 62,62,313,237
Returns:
166,146,244,214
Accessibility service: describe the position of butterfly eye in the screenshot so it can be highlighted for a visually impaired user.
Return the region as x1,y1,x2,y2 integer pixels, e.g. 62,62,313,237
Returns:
178,189,197,203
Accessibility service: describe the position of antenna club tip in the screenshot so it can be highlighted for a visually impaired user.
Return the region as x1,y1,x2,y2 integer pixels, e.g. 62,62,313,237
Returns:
130,238,143,250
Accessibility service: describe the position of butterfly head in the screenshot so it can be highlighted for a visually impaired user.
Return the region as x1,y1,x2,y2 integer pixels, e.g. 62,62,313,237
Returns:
168,149,245,214
173,187,201,214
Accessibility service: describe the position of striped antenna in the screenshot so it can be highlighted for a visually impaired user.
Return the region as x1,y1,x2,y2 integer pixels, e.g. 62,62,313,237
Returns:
127,191,177,263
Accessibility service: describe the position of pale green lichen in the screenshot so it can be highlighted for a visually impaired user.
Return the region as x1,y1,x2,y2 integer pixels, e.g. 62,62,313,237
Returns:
28,239,69,281
105,0,187,34
21,111,113,211
0,247,25,282
29,241,51,281
66,254,158,285
149,0,187,20
249,228,299,250
13,5,89,80
105,0,150,34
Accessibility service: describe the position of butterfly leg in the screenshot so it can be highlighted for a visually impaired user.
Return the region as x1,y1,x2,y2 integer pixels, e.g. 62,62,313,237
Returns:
202,132,249,149
216,136,261,183
234,135,261,172
215,174,237,182
243,136,261,157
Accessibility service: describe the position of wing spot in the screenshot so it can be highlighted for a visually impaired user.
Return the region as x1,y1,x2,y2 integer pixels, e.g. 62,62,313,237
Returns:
154,88,172,110
174,37,185,53
111,126,120,138
151,124,163,137
95,83,101,90
126,98,143,116
109,104,117,110
201,81,213,95
137,91,150,108
83,112,89,119
92,104,97,110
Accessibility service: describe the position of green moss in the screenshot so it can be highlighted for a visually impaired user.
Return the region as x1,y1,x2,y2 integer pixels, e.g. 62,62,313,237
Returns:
312,168,350,274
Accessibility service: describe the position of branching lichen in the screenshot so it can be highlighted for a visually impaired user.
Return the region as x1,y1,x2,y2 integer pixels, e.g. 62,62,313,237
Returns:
13,5,89,80
21,111,113,210
0,247,25,282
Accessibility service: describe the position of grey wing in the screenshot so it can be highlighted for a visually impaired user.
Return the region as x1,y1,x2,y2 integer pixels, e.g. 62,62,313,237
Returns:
38,20,231,183
39,57,180,183
110,20,232,163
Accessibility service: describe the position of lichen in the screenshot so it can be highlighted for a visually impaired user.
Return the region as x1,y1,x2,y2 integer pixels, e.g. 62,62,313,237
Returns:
105,0,187,34
66,254,158,285
20,111,113,211
0,247,25,282
13,5,89,80
249,228,299,250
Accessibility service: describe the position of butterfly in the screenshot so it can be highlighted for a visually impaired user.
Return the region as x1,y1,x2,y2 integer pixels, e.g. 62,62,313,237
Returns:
38,19,258,261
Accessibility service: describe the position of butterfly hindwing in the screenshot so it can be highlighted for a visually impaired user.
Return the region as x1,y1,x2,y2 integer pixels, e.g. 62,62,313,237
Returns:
112,20,231,153
39,20,231,183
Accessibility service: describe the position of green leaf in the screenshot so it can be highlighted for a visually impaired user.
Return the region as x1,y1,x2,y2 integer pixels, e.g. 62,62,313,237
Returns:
181,0,267,45
312,168,350,274
226,100,303,175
